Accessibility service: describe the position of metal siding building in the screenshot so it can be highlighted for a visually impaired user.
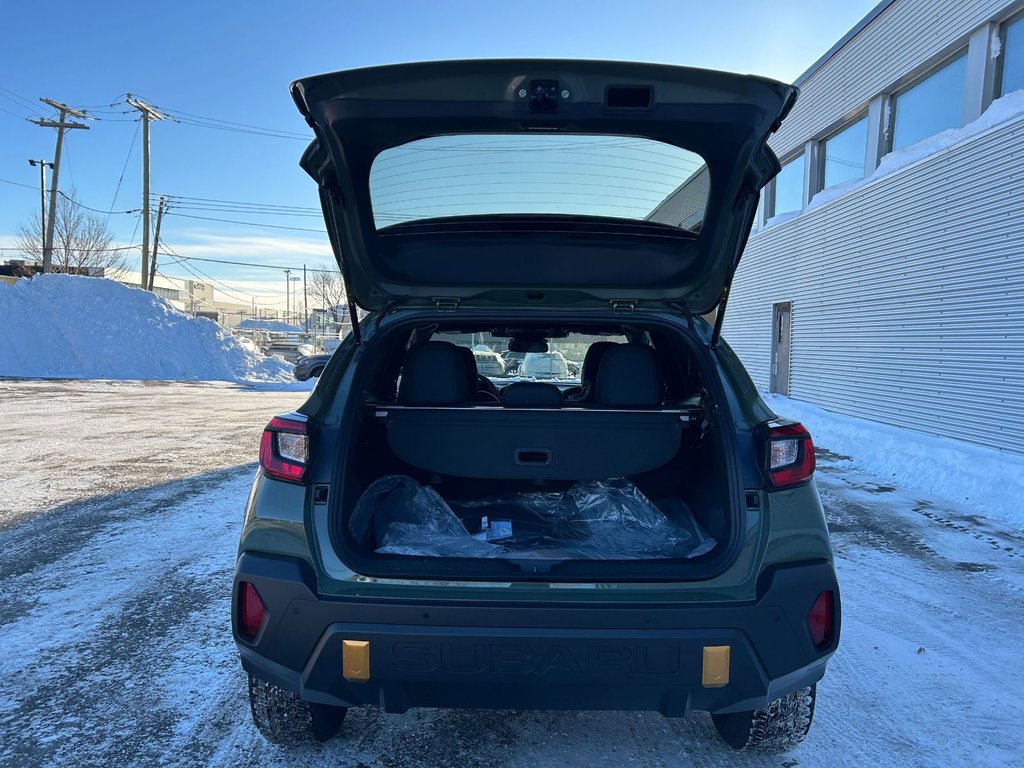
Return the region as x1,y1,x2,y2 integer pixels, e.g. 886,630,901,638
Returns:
721,0,1024,454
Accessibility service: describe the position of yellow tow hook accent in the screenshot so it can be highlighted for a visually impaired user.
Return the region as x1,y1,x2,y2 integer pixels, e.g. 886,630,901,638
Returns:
702,645,730,688
342,640,370,682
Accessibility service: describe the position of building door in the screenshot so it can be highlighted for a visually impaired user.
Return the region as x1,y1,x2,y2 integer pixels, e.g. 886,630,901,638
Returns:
770,302,792,395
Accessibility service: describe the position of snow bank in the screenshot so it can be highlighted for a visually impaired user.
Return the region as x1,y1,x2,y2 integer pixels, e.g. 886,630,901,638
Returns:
806,89,1024,213
235,318,305,333
0,274,308,386
767,393,1024,532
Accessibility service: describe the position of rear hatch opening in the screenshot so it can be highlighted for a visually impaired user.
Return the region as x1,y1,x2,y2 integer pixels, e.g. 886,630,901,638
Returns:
328,316,747,582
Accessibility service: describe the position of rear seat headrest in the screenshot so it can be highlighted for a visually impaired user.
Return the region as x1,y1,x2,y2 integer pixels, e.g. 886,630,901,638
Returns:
595,344,663,408
500,381,563,408
398,341,473,405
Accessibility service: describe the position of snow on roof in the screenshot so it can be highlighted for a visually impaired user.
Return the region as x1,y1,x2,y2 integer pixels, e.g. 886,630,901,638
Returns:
761,89,1024,232
235,318,306,333
816,89,1024,208
0,274,309,386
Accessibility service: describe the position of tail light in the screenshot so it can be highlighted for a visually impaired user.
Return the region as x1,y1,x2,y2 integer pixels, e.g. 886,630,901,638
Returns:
765,421,815,488
238,581,265,641
259,414,309,483
808,590,834,649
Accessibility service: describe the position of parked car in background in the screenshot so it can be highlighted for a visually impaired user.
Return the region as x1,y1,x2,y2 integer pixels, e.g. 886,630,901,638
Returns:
293,353,332,381
501,350,526,374
265,343,314,363
520,350,570,379
472,348,506,377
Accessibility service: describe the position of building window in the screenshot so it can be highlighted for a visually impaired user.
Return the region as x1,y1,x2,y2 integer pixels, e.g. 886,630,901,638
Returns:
772,154,805,216
822,117,868,189
751,194,765,232
1001,14,1024,96
891,54,968,151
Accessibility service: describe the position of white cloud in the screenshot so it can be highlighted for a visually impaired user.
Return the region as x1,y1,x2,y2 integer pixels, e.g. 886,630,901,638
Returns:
167,232,332,259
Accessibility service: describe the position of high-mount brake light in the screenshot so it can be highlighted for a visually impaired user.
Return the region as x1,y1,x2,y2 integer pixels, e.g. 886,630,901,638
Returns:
765,422,815,488
259,414,309,483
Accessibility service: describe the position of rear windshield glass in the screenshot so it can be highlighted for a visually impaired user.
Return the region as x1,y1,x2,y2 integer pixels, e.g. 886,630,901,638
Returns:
369,135,709,232
434,331,628,384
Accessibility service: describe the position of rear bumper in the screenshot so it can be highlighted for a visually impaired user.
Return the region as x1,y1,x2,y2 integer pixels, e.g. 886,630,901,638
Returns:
233,553,839,716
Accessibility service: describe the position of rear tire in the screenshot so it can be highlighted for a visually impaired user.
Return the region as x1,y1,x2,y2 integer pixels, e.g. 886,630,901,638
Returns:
247,673,347,744
711,684,816,754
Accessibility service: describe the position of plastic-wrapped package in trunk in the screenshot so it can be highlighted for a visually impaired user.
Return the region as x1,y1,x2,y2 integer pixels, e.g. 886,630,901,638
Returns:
353,475,716,560
349,475,502,558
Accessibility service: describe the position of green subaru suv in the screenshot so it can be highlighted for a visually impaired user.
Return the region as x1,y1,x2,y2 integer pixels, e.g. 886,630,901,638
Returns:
233,60,840,754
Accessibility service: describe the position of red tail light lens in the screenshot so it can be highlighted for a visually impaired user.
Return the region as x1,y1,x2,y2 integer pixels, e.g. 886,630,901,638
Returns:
238,581,265,640
765,421,815,488
259,414,309,483
808,590,834,649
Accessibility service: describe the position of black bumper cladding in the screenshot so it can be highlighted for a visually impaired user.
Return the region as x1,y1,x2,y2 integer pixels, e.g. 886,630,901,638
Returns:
233,553,839,716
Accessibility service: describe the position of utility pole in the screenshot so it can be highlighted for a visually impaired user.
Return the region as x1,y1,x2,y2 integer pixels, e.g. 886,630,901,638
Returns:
126,96,165,290
283,269,292,320
303,264,309,339
27,159,53,258
32,99,89,273
289,277,301,326
148,196,168,290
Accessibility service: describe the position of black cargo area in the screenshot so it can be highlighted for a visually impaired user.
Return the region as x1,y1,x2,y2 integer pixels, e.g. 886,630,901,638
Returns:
334,318,739,574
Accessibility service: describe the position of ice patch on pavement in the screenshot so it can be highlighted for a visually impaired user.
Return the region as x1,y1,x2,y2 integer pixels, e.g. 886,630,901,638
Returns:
767,393,1024,533
0,274,312,388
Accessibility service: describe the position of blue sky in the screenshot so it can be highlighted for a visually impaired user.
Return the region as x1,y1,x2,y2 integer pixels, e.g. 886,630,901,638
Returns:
0,0,879,311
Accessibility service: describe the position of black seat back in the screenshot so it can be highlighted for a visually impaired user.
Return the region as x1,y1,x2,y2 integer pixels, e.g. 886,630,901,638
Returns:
595,344,663,407
565,341,617,402
500,381,563,408
398,341,472,405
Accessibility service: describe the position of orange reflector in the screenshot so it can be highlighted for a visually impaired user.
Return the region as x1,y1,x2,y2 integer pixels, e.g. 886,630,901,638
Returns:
342,640,370,682
702,645,730,687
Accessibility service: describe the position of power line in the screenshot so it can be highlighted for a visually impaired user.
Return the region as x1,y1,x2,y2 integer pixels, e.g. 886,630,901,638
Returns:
151,103,309,141
0,105,33,121
163,210,325,232
161,240,275,304
158,192,319,212
0,244,138,252
106,120,141,225
163,203,322,218
0,86,38,111
155,248,337,274
0,176,37,190
57,190,139,215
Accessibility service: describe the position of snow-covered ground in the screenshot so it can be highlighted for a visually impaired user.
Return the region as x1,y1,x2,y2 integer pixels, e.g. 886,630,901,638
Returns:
768,393,1024,534
0,379,305,528
0,382,1022,767
0,274,312,388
